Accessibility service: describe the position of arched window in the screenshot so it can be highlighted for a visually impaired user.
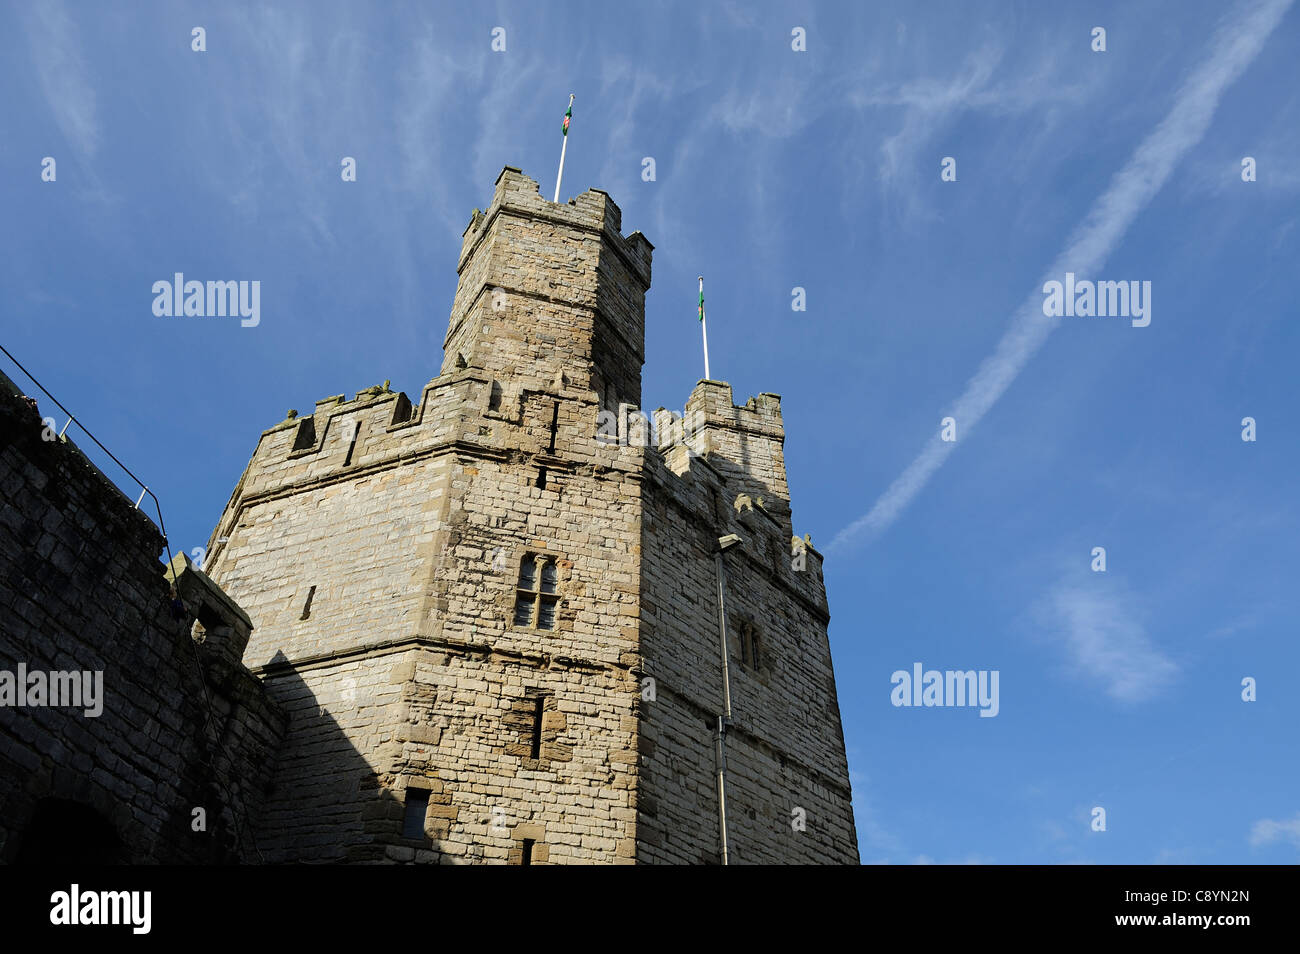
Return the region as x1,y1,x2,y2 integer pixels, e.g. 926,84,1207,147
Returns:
514,554,560,630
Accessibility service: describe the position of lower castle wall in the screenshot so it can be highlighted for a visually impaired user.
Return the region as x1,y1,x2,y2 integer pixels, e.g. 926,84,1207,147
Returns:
254,643,638,863
638,456,858,864
0,372,283,864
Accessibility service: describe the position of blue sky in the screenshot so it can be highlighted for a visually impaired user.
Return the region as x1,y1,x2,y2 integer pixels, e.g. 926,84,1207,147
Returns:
3,0,1297,864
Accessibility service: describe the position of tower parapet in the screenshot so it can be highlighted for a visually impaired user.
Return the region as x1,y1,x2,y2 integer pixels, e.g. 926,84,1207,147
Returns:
445,167,652,410
200,165,854,864
655,380,793,533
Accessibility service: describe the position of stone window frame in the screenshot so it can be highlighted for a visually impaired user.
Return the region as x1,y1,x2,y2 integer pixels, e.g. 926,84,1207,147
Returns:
394,776,456,849
733,618,769,683
511,551,562,631
503,689,572,772
508,824,549,865
739,620,759,669
400,787,430,841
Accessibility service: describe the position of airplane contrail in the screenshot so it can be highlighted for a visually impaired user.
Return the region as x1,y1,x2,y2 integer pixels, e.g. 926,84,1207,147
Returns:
829,0,1294,554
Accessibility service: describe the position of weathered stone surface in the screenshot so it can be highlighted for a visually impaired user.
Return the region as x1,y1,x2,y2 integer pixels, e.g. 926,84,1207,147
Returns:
0,167,857,865
0,369,284,863
199,168,857,864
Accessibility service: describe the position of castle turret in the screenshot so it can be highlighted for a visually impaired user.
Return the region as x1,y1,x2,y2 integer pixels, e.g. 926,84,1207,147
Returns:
202,167,856,864
443,167,652,411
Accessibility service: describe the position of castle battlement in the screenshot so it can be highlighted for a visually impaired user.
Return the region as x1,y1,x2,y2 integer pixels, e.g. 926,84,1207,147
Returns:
641,380,828,621
197,166,855,865
446,168,651,409
650,380,793,535
208,366,649,572
459,167,653,283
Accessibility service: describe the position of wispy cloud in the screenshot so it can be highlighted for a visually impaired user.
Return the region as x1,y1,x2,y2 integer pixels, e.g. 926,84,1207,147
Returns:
396,25,479,235
840,30,1097,226
24,0,100,160
1205,612,1261,640
910,853,992,865
828,0,1295,554
866,41,1004,197
220,6,368,245
850,771,905,858
1182,149,1300,197
1249,813,1300,849
1037,579,1179,702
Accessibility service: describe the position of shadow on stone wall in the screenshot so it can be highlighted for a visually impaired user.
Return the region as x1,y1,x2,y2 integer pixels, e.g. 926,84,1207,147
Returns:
0,372,281,865
249,652,449,864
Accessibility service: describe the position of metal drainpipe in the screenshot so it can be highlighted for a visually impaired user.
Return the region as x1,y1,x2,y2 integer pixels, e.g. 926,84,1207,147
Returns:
713,535,741,865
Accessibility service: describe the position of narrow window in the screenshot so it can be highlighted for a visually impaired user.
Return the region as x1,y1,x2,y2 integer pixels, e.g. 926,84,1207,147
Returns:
299,585,317,621
514,555,560,630
515,559,537,625
739,621,758,669
402,789,429,839
521,838,535,866
529,696,545,759
489,380,503,412
343,422,361,466
547,401,560,453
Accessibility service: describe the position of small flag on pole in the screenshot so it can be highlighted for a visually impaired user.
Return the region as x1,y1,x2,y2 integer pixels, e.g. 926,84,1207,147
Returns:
699,276,711,380
554,94,575,202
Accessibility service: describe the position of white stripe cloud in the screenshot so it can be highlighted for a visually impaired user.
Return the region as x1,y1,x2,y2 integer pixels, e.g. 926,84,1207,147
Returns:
830,0,1294,553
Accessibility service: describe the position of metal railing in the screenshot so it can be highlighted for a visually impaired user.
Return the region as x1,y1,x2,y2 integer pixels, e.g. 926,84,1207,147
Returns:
0,342,175,562
2,341,266,858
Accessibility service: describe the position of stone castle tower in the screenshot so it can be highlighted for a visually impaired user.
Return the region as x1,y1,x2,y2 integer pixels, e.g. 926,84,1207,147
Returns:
202,167,858,863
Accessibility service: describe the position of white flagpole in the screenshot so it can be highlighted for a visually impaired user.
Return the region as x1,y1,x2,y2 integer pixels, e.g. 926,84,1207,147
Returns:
700,275,711,380
554,94,574,202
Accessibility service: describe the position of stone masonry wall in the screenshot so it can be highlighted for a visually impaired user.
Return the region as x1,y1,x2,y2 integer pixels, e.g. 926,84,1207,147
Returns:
201,167,856,864
203,169,652,862
0,370,283,864
638,382,859,864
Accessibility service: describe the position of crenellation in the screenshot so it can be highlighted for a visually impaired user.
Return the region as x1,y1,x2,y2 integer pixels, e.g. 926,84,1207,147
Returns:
0,166,858,865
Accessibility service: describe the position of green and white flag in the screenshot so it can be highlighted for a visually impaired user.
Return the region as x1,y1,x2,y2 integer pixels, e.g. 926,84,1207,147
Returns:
698,276,710,380
554,94,575,202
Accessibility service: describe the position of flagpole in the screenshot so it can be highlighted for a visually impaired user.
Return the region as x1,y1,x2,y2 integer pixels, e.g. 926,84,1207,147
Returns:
554,93,574,202
699,275,711,380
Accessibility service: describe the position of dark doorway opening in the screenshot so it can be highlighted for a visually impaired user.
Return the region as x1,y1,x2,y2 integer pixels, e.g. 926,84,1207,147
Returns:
14,797,126,865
